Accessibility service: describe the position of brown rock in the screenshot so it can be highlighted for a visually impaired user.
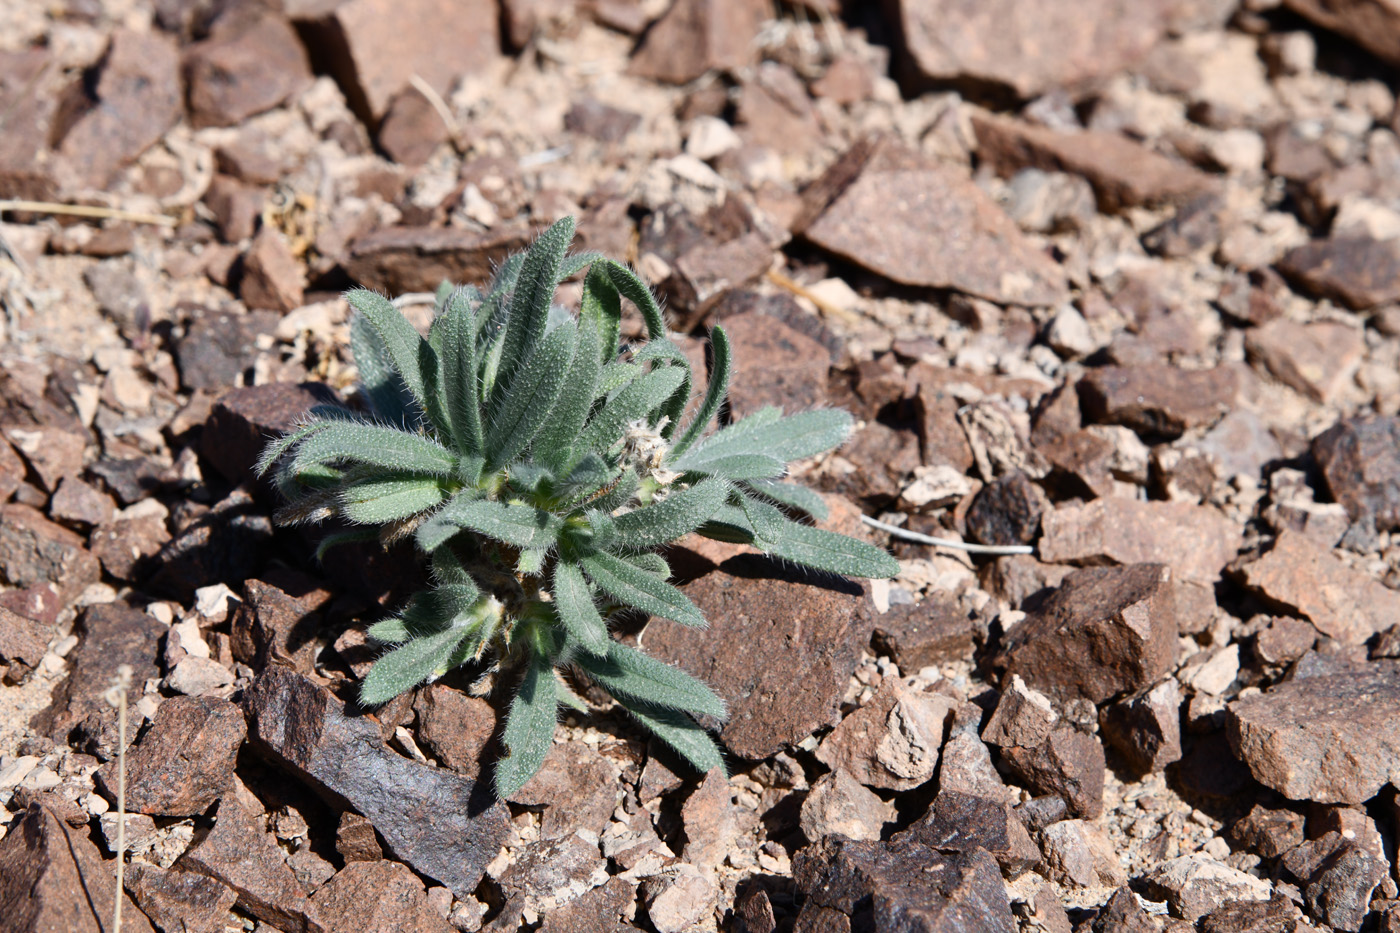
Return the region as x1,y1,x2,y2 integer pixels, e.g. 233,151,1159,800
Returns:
413,684,496,782
1312,416,1400,543
0,503,100,605
498,832,609,916
1290,835,1387,932
309,860,455,933
965,471,1046,546
735,62,822,155
55,29,181,191
1278,235,1400,310
0,50,63,202
997,564,1178,706
651,546,874,760
1001,725,1106,819
719,311,830,418
629,0,766,84
812,54,877,105
1230,804,1304,859
663,233,773,320
293,0,501,124
202,382,342,486
124,862,238,933
185,12,313,128
800,768,896,843
0,603,50,684
870,594,978,670
1200,892,1302,933
1142,854,1272,922
1238,528,1399,645
982,675,1058,749
643,864,716,933
939,732,1015,804
345,225,534,294
564,97,642,143
824,422,921,506
798,135,1067,306
734,885,776,933
5,424,85,494
1226,661,1400,804
899,790,1041,877
204,174,265,243
146,486,275,602
90,514,172,583
1254,616,1318,667
792,835,1015,933
512,741,621,841
1039,498,1243,586
0,804,156,933
882,0,1181,98
0,436,24,503
681,767,741,873
243,666,509,897
95,696,245,817
540,876,638,933
1246,319,1364,404
378,86,453,167
1038,819,1128,888
1078,364,1240,438
241,226,306,313
49,476,114,528
815,676,957,791
1281,0,1400,69
178,786,313,931
1099,679,1183,774
973,113,1216,212
336,811,383,862
229,576,331,675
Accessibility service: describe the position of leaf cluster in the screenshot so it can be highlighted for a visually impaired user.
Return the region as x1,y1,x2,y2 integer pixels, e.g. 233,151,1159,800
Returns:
260,217,899,796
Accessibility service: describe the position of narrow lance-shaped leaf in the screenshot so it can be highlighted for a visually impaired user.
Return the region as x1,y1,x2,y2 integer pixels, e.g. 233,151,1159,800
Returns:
288,422,458,478
484,317,578,471
579,550,705,627
533,314,603,474
256,420,331,478
492,217,575,406
350,303,417,424
681,408,853,466
557,250,604,282
495,654,559,797
739,494,900,579
610,478,729,548
576,641,726,718
573,366,687,466
346,289,450,438
339,475,450,524
744,478,830,520
669,323,731,460
671,452,786,481
579,264,622,362
632,339,692,439
360,626,470,706
438,287,484,456
602,260,666,339
414,488,484,551
425,497,564,550
616,701,725,776
551,561,609,656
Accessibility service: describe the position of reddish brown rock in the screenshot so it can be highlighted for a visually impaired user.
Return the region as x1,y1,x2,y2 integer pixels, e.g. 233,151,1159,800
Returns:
499,832,610,916
377,86,453,167
793,835,1015,933
0,436,24,503
346,225,534,294
681,767,742,873
982,675,1058,750
146,487,275,602
293,0,501,124
816,676,957,792
55,29,181,192
243,666,509,897
1099,679,1182,774
629,0,766,84
0,504,100,604
204,174,265,243
973,113,1216,212
800,768,896,843
882,0,1182,97
996,564,1178,706
1226,661,1400,805
899,790,1041,877
512,741,621,841
1238,528,1399,645
309,861,454,933
1039,498,1243,586
720,311,830,419
662,233,773,320
0,603,50,685
965,470,1046,546
336,811,383,862
1230,804,1304,859
4,425,85,494
1254,616,1318,667
185,12,313,128
1278,235,1400,310
202,382,342,486
870,594,979,671
1078,364,1240,438
241,226,306,313
1312,416,1400,542
0,804,156,933
0,50,64,201
124,862,238,933
229,576,331,675
1287,834,1387,932
735,62,822,155
798,135,1067,306
1246,319,1364,404
95,696,245,817
1142,854,1272,923
49,477,114,529
1281,0,1400,69
1001,725,1107,819
413,684,496,782
540,876,639,933
652,546,874,760
90,514,172,583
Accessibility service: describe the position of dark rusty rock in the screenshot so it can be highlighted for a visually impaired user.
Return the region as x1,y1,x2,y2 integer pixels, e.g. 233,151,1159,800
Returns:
229,575,332,676
95,696,245,817
965,470,1046,546
628,0,765,84
870,594,979,671
1001,725,1106,819
816,676,957,792
1099,680,1182,774
90,514,171,583
346,225,533,295
412,684,496,782
336,811,383,863
898,790,1040,877
147,486,273,601
996,564,1178,706
243,665,509,898
1078,364,1239,438
720,311,830,419
0,503,100,604
1039,498,1242,586
512,741,622,842
184,11,312,129
1229,804,1304,860
1246,319,1364,405
1312,416,1400,544
309,860,455,933
202,382,342,487
241,226,306,313
1278,234,1400,310
123,862,238,933
798,135,1067,306
1199,892,1301,933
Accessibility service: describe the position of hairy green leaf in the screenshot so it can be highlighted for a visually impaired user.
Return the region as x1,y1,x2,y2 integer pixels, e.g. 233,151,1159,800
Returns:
574,366,687,462
414,489,485,551
484,317,578,470
628,552,670,579
632,339,693,438
288,423,458,479
493,217,575,406
438,287,484,456
670,323,731,459
257,420,330,478
580,550,704,627
346,289,448,436
496,654,559,797
431,547,476,586
611,478,728,548
534,314,603,473
340,475,450,523
671,452,786,481
350,301,417,424
683,408,853,466
558,250,604,282
616,702,725,776
598,361,642,394
360,626,469,706
739,495,899,578
743,478,830,520
577,641,725,718
602,260,665,339
428,497,564,549
551,561,609,656
366,616,411,644
579,264,622,363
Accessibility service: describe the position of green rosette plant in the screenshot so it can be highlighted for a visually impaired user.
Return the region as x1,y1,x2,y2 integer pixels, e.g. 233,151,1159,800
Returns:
259,217,899,796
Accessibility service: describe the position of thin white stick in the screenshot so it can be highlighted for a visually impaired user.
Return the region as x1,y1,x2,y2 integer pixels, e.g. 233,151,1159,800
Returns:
860,514,1034,555
0,199,177,227
391,292,439,309
112,664,133,933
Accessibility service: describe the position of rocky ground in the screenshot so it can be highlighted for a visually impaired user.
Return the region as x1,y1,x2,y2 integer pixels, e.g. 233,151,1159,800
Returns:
2,0,1400,931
